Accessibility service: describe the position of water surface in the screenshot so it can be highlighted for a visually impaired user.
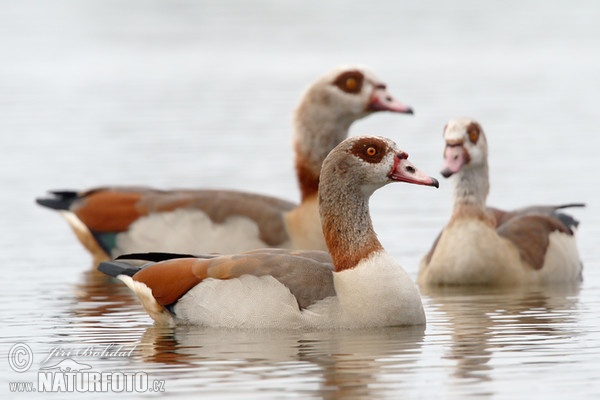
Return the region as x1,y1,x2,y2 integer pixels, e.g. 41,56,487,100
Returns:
2,0,599,398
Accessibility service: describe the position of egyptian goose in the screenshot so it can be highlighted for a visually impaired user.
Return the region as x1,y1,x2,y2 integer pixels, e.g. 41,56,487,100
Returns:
36,66,414,264
418,118,584,286
98,136,439,328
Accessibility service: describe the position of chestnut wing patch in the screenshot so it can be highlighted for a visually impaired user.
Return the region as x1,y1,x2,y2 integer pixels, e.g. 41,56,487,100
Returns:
73,189,148,233
496,214,570,270
132,258,205,306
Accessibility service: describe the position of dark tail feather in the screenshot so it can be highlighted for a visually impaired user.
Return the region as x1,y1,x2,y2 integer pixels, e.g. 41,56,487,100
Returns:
98,261,141,278
556,203,586,210
35,191,79,210
556,213,581,230
555,203,585,231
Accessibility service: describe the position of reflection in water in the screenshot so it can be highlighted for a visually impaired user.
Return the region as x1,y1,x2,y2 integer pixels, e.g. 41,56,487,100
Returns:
45,267,152,348
70,267,140,320
138,325,425,398
422,284,581,385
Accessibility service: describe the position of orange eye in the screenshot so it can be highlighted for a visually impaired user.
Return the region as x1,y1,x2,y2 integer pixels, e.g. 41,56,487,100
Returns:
467,123,481,144
346,77,357,91
366,146,377,156
333,71,363,94
468,130,479,143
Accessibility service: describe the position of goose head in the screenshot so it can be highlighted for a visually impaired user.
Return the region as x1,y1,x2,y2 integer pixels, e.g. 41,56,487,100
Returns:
440,118,488,178
312,66,413,117
319,136,438,272
319,136,440,218
294,66,414,201
321,136,439,197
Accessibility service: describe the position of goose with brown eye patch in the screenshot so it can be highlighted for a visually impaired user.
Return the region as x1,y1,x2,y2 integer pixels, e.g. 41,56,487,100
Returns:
419,117,585,287
35,66,415,265
97,135,438,329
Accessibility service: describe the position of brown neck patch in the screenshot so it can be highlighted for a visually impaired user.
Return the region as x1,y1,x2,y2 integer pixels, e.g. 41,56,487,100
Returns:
295,157,320,202
327,232,383,272
322,210,384,272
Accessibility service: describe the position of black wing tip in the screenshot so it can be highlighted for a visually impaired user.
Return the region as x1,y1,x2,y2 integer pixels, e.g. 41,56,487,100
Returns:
97,261,139,278
35,198,67,210
116,252,198,262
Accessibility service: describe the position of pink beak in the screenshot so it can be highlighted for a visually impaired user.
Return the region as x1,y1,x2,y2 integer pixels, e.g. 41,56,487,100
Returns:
368,86,414,114
441,145,466,178
390,152,439,188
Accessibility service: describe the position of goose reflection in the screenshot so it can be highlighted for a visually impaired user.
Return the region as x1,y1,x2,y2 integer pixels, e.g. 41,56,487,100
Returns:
422,284,581,383
70,267,140,320
40,267,147,355
137,324,425,398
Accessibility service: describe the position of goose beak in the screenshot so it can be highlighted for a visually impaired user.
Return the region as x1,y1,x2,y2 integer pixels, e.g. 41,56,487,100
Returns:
441,145,466,178
390,153,439,188
368,86,414,114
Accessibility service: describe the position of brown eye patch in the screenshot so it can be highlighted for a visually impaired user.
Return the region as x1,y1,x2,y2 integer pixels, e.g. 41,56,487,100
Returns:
333,70,364,94
467,122,481,144
349,137,388,163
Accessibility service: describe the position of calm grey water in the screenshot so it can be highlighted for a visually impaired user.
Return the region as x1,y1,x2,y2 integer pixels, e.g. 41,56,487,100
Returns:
2,0,599,398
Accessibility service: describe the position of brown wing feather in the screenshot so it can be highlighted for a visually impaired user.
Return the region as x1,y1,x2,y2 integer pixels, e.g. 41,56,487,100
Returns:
131,250,335,310
496,214,570,270
487,204,583,232
133,258,205,306
70,187,297,246
243,248,333,263
73,189,147,232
